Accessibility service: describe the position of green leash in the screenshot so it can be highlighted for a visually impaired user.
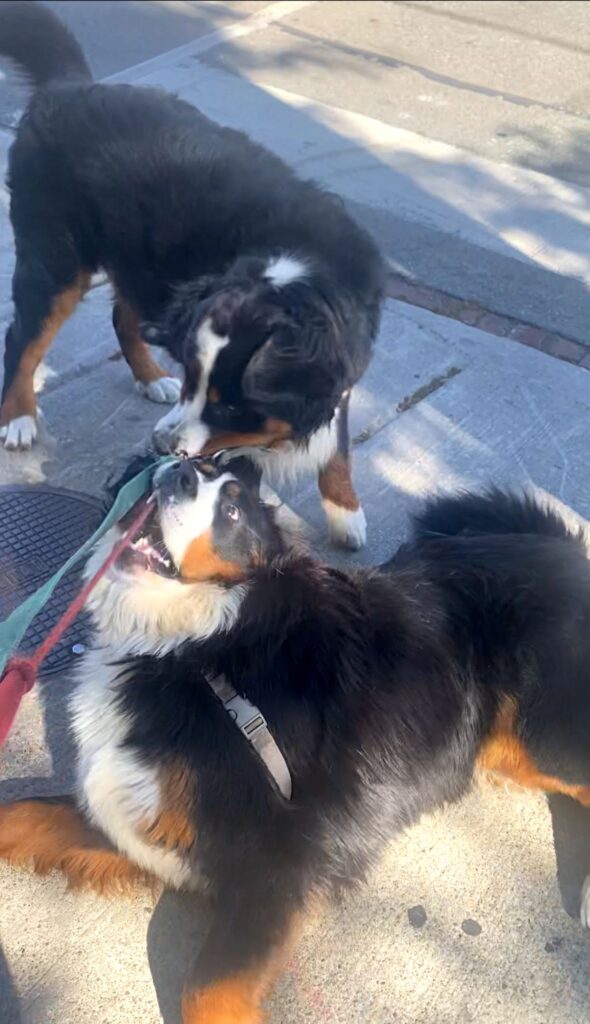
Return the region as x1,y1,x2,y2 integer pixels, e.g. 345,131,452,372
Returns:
0,460,168,676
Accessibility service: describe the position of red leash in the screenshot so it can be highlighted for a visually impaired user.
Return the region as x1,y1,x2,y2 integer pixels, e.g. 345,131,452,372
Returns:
0,498,154,748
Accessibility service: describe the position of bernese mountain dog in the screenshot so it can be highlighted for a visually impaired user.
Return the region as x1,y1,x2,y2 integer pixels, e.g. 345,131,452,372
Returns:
0,1,385,549
1,452,590,1023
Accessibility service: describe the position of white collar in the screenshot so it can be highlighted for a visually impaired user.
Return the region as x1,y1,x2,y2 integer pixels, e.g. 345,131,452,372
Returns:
207,674,292,801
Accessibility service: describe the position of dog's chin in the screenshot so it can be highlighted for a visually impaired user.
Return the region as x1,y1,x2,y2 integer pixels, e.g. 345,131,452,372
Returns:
83,528,246,655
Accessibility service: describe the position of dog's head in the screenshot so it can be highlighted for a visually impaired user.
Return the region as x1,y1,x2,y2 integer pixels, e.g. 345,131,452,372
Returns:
145,254,366,455
86,452,285,652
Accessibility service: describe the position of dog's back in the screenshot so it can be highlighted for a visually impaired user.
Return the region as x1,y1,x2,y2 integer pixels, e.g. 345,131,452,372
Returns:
413,487,585,548
398,490,590,804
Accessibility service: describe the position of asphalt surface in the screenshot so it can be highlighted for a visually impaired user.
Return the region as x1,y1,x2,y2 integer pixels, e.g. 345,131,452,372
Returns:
0,4,590,1023
202,0,590,187
2,1,588,186
0,1,269,119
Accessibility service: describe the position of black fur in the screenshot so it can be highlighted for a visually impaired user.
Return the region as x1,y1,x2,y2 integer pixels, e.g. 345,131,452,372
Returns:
107,476,590,996
0,0,91,88
0,2,385,443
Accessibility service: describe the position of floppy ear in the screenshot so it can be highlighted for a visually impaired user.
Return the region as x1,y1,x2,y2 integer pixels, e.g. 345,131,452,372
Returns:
242,310,350,437
140,276,220,359
214,451,264,489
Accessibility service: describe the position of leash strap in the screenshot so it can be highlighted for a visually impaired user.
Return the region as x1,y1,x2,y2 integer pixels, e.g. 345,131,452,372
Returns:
207,673,292,800
0,462,167,676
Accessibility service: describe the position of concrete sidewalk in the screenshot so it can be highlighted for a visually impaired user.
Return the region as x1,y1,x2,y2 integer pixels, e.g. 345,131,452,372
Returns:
1,3,590,1022
2,292,590,1023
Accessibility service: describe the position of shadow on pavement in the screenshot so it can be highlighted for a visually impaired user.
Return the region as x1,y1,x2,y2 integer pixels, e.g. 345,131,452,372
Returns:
0,948,23,1024
548,793,590,920
147,889,209,1024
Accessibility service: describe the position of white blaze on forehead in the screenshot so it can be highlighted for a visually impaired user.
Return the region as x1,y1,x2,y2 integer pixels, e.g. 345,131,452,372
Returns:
264,254,307,287
158,470,236,567
187,318,229,413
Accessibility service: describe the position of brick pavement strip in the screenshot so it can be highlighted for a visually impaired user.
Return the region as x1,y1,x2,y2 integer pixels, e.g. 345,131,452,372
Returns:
386,272,590,370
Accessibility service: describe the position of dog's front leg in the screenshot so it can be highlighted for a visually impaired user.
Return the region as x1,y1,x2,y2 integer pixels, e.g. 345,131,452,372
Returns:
319,390,366,550
0,796,150,894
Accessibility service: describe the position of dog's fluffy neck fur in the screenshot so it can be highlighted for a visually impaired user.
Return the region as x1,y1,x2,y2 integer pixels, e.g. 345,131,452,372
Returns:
174,553,381,701
84,531,248,657
85,535,374,684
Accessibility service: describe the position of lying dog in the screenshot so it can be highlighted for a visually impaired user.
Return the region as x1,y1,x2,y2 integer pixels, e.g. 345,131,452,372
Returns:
1,453,589,1022
0,1,385,549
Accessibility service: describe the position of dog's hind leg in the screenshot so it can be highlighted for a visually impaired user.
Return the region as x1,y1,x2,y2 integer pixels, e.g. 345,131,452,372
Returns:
0,254,90,450
0,796,150,894
318,389,366,550
112,294,180,405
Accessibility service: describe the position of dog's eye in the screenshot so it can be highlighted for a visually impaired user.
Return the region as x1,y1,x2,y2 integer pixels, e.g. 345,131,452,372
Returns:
225,503,240,522
226,404,237,414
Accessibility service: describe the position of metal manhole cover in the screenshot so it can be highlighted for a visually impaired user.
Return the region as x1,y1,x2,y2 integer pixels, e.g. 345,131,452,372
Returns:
0,486,104,675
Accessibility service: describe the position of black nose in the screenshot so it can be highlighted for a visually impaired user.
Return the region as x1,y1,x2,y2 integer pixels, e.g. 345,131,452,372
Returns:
176,460,198,499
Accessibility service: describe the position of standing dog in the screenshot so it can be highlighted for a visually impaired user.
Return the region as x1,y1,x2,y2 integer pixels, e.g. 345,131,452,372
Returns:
1,454,590,1023
0,1,385,548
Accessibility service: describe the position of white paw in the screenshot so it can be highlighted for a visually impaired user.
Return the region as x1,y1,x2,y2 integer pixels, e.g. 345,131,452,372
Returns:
152,403,210,456
322,500,367,550
580,875,590,928
136,376,181,404
0,415,37,450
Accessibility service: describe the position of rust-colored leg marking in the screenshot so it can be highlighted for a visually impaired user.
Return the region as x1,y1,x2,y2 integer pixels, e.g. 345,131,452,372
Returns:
478,697,590,807
318,390,359,512
146,808,196,852
0,274,90,426
318,392,365,551
113,296,168,385
182,909,305,1024
318,451,360,511
0,799,151,894
182,944,293,1024
182,974,266,1024
143,763,197,853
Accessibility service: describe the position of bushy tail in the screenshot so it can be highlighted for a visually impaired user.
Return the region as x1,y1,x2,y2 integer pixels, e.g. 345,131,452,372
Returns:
414,488,585,548
0,1,91,89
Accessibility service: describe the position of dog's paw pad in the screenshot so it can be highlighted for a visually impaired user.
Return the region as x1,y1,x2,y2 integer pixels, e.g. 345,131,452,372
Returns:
0,415,37,451
136,377,181,404
323,501,367,550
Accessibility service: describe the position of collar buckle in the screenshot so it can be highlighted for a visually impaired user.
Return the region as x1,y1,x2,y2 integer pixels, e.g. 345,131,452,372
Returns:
224,694,268,741
207,674,292,801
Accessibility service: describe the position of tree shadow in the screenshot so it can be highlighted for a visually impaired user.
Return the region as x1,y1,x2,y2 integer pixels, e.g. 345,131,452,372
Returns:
494,123,590,190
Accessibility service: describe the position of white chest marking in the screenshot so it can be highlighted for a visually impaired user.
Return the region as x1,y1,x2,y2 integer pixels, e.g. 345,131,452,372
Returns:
264,254,308,287
249,421,338,487
70,647,192,889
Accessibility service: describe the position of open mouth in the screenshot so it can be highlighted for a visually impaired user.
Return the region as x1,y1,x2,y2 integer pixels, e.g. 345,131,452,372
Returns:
115,501,177,578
